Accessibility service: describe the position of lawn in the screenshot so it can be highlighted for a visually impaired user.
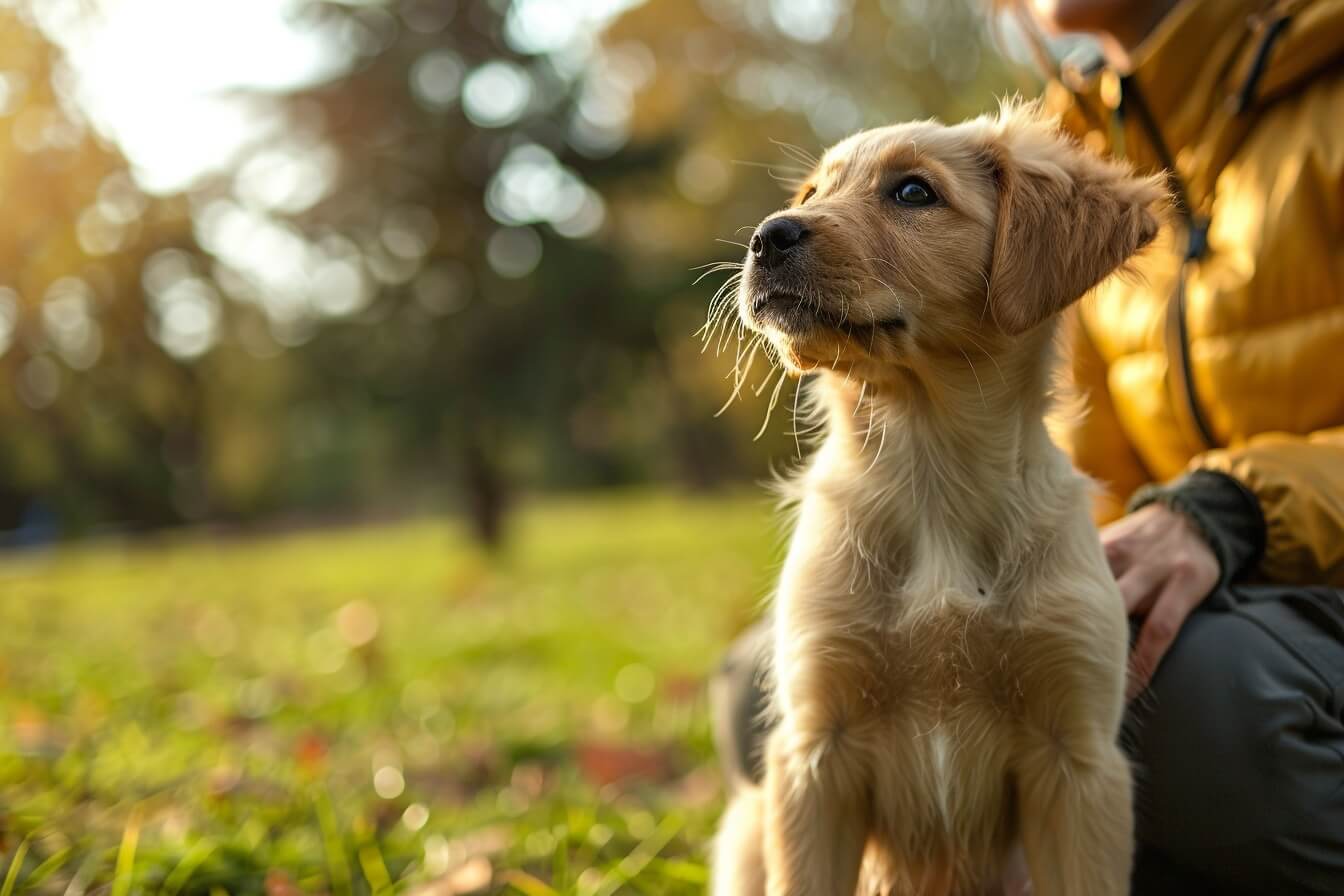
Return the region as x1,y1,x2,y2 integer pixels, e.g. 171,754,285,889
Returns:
0,491,782,895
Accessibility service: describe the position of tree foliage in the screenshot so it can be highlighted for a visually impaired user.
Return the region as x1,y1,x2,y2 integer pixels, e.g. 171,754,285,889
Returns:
0,0,1016,540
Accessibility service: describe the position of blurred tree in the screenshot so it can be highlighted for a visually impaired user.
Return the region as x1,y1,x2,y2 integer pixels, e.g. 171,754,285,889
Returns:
0,6,206,535
0,0,1015,543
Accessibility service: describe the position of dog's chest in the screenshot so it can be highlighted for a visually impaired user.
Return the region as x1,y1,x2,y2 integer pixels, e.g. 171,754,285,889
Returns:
857,599,1028,878
877,596,1025,716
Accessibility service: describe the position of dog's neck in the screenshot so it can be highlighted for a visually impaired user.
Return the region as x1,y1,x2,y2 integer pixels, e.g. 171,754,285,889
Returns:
810,326,1077,588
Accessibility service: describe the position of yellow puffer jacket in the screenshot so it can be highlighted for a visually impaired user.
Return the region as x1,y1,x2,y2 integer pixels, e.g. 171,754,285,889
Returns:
1048,0,1344,586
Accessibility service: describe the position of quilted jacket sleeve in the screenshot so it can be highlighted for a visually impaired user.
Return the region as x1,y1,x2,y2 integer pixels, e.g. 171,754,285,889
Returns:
1191,429,1344,586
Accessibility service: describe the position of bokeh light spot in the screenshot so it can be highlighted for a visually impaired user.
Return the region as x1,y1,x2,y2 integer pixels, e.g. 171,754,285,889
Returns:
486,227,543,279
402,802,430,832
462,61,532,128
0,287,18,358
410,49,464,110
335,600,380,647
413,260,471,315
310,258,369,317
149,276,221,360
17,355,61,408
770,0,847,43
400,0,457,34
675,150,732,204
614,663,655,703
42,279,102,370
400,679,441,720
373,765,405,799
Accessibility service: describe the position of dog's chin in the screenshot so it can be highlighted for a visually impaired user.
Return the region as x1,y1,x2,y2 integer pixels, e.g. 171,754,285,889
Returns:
745,291,907,373
749,292,832,336
749,292,906,336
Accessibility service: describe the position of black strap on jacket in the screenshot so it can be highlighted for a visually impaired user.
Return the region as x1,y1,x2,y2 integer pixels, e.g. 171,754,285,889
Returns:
1234,10,1294,114
1108,9,1296,452
1116,77,1219,448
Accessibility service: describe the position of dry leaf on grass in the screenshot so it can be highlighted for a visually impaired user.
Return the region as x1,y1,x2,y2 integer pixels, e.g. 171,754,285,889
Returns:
410,856,493,895
576,741,675,787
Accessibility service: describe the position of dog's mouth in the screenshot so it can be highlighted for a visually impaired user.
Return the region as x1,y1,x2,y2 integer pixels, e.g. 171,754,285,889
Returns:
749,292,907,337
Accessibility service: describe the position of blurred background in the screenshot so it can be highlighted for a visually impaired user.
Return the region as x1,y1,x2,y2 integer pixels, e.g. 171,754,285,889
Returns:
0,0,1034,545
0,0,1048,892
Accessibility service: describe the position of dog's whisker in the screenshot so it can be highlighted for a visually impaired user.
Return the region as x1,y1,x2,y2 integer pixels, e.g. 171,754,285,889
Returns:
753,361,780,397
978,269,993,323
939,321,1009,388
790,375,804,459
698,276,742,321
731,158,809,174
698,277,743,349
715,335,762,416
690,258,744,272
769,137,820,169
958,345,988,409
715,238,750,251
731,159,808,191
691,266,743,287
866,256,929,315
859,419,888,476
717,296,748,355
860,396,878,453
755,365,789,440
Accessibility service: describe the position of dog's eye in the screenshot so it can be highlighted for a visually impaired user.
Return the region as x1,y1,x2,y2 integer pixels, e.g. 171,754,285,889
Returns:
891,177,937,207
798,186,816,206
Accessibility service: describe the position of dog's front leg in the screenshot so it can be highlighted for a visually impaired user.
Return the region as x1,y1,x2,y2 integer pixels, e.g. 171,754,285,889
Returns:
762,725,868,896
1016,738,1132,896
713,790,767,896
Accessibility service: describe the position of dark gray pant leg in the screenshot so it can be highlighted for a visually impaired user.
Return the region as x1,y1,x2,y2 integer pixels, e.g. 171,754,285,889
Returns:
1124,590,1344,895
709,621,771,791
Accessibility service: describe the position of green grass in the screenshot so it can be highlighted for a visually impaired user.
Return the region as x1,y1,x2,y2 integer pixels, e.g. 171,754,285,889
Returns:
0,491,782,895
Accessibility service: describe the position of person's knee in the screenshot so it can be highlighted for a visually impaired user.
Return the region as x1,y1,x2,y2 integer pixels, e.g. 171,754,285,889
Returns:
1125,609,1344,893
709,624,772,789
1129,612,1297,844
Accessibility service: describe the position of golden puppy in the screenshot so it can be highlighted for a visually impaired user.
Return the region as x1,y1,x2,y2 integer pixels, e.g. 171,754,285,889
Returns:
711,102,1166,896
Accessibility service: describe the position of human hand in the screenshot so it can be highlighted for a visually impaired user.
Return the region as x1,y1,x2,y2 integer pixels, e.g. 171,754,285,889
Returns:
1100,503,1220,699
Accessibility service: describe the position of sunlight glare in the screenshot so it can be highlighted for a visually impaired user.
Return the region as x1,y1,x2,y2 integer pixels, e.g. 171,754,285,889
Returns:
46,0,346,194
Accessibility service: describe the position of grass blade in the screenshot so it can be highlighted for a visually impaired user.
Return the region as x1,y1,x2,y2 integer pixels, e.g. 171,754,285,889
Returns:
18,845,72,892
109,808,142,896
0,837,29,896
313,791,352,896
502,870,560,896
590,815,683,896
160,840,216,896
645,858,707,885
356,844,392,896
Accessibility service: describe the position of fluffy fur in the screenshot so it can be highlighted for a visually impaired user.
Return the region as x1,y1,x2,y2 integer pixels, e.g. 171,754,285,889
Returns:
711,101,1167,896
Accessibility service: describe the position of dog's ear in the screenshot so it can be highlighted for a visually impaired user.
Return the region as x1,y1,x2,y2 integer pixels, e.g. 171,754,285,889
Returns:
983,101,1168,336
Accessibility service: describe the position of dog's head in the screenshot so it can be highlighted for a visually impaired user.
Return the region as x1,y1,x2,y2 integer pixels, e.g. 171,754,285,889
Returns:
737,102,1166,382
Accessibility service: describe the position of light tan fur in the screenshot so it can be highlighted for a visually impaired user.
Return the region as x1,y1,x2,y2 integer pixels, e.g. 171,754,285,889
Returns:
712,101,1167,896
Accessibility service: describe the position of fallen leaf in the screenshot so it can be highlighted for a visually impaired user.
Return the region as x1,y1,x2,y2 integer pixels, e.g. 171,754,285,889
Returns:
265,869,303,896
13,702,48,751
661,675,702,703
294,730,328,775
410,856,493,895
576,741,674,788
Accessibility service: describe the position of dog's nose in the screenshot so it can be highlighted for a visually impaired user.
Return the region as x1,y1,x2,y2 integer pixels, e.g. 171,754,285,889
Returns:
751,217,809,269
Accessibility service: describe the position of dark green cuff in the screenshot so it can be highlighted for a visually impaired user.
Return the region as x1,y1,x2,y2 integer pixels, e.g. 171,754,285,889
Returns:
1127,470,1267,588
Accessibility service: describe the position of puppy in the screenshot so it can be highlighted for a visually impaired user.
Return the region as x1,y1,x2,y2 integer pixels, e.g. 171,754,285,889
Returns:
711,102,1165,896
